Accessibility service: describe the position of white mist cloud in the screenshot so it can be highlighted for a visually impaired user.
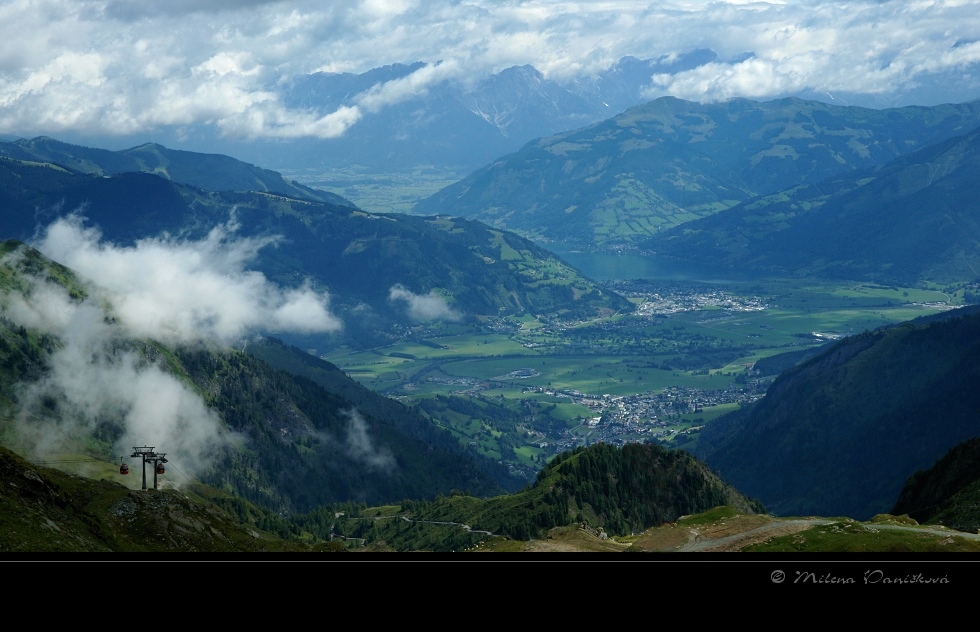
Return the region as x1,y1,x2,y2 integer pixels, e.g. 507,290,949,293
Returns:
342,408,395,473
32,214,342,345
388,284,462,322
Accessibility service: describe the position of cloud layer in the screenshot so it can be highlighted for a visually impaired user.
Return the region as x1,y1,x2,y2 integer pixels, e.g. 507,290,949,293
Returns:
1,1,978,141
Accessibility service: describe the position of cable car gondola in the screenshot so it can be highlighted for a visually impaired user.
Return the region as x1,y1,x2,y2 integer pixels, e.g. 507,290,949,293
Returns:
155,462,165,475
119,461,129,475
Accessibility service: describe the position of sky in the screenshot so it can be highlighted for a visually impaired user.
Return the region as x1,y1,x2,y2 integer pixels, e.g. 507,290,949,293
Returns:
2,0,979,143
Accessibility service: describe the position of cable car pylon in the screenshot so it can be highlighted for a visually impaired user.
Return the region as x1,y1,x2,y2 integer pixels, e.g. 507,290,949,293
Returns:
127,446,168,490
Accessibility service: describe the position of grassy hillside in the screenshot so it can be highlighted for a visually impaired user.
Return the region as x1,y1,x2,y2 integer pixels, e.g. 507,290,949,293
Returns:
0,445,342,552
8,437,979,553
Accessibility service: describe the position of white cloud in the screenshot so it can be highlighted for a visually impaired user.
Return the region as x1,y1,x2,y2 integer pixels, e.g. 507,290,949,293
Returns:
389,284,462,322
32,213,342,345
642,1,980,103
355,60,461,112
0,0,978,139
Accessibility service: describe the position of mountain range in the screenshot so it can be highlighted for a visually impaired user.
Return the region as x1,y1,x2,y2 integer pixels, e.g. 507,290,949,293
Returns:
0,140,628,350
270,52,724,172
417,97,980,253
31,49,979,179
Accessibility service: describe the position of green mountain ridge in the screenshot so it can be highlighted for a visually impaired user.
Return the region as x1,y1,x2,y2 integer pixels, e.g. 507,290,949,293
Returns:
417,96,980,250
0,136,353,207
0,154,629,347
316,441,763,549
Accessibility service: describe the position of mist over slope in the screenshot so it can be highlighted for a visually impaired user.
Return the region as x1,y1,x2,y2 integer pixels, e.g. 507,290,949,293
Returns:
0,239,513,516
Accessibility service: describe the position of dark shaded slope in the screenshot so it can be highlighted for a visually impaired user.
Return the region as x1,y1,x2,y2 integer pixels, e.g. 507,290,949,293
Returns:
175,347,506,511
893,437,980,531
695,309,980,520
244,337,521,493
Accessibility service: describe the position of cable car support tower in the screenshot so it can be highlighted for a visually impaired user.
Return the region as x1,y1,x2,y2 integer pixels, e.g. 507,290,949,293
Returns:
124,446,168,490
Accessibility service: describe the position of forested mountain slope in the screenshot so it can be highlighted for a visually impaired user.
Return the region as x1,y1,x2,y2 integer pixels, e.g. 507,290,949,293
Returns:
695,307,980,520
312,441,764,548
892,437,980,533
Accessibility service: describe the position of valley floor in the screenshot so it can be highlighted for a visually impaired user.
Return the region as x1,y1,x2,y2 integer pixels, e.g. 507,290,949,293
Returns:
320,278,966,476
